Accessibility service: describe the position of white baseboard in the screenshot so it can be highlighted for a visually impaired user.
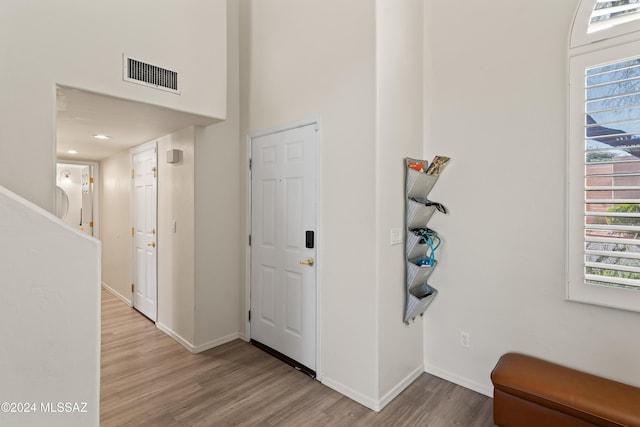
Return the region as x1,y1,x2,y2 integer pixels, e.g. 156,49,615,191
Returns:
378,364,424,410
101,282,132,306
320,376,380,411
321,365,424,412
156,322,240,354
424,363,493,397
155,322,196,352
191,332,241,353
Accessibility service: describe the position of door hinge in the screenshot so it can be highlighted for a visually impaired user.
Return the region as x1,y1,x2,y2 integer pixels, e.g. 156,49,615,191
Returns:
131,283,134,293
89,177,94,184
131,227,134,237
249,234,251,246
152,166,157,178
131,169,135,179
249,158,252,170
248,310,251,322
89,221,94,228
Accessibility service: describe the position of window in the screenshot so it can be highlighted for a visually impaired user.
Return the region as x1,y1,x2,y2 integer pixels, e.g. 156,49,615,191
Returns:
569,1,640,311
583,59,640,290
589,0,640,33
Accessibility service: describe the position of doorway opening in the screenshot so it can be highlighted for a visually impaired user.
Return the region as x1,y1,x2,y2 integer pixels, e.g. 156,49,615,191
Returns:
56,161,99,238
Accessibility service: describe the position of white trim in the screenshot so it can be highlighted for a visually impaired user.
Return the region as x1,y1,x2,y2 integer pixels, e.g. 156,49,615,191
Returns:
321,366,433,413
246,116,322,377
155,322,193,352
378,365,424,410
247,116,321,140
320,375,381,411
191,333,242,354
130,139,158,155
101,282,132,307
245,133,252,343
156,323,240,354
423,363,493,398
315,117,323,380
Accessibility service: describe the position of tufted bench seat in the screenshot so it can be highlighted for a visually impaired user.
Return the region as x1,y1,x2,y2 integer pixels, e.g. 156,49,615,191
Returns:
490,353,640,427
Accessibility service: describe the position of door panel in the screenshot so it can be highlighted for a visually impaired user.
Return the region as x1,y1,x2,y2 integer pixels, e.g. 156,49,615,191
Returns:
250,123,317,372
284,270,303,336
80,166,93,236
132,145,157,321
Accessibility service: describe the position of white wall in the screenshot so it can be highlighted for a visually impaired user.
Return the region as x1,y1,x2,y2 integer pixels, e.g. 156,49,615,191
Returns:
240,0,434,409
375,0,425,403
0,0,226,212
193,0,242,349
100,150,133,303
0,186,100,427
155,0,243,353
240,0,380,406
423,0,640,395
157,129,197,346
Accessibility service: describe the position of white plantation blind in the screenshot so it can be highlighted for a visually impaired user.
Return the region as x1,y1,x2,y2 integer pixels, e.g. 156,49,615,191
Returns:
584,57,640,291
589,0,640,33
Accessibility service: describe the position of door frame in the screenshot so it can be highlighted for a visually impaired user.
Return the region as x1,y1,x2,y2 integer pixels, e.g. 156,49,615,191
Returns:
130,140,158,321
55,160,100,239
245,117,322,380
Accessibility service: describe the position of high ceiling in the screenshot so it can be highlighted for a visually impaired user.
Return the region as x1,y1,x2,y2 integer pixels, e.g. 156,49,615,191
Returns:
56,86,218,162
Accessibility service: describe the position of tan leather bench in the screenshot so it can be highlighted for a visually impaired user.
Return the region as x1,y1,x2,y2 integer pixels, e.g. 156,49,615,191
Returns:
491,353,640,427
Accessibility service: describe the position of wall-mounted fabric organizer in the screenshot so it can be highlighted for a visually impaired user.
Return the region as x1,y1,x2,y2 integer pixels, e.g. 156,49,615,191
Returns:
404,156,449,322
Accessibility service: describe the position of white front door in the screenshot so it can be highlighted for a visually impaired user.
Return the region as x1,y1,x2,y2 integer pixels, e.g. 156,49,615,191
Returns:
132,144,158,321
250,123,318,373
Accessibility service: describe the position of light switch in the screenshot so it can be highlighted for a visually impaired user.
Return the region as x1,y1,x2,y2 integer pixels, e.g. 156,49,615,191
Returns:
390,228,403,245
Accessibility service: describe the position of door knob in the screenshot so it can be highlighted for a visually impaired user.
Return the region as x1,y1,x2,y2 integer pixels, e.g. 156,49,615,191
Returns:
148,242,156,247
299,257,314,266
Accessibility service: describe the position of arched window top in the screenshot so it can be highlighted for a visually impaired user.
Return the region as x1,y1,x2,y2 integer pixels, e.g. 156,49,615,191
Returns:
590,1,640,32
572,0,640,49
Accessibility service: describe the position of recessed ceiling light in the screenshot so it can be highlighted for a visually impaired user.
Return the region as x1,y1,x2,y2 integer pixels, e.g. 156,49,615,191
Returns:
93,134,111,140
66,149,78,154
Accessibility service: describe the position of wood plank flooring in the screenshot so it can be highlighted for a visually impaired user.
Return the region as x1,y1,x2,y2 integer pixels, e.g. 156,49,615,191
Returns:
101,289,496,426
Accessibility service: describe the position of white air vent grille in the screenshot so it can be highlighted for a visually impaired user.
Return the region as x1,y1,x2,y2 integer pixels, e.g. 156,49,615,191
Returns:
123,56,179,94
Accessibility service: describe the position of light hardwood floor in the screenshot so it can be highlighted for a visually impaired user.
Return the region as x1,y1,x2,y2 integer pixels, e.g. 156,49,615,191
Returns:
101,289,496,426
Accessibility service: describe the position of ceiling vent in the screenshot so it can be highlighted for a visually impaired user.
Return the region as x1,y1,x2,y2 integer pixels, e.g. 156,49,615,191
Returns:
123,55,180,94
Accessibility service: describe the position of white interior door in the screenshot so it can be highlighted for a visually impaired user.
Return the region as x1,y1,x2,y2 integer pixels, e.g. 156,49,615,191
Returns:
132,145,157,321
80,166,93,236
250,123,318,373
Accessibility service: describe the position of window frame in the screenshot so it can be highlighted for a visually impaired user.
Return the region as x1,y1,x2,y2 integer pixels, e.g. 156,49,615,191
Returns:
568,0,640,312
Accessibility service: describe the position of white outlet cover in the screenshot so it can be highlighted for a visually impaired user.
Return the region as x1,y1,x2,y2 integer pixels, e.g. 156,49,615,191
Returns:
391,228,403,245
460,332,470,348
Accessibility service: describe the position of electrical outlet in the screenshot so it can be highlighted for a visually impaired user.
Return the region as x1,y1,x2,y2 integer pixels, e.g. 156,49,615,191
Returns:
460,331,470,348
